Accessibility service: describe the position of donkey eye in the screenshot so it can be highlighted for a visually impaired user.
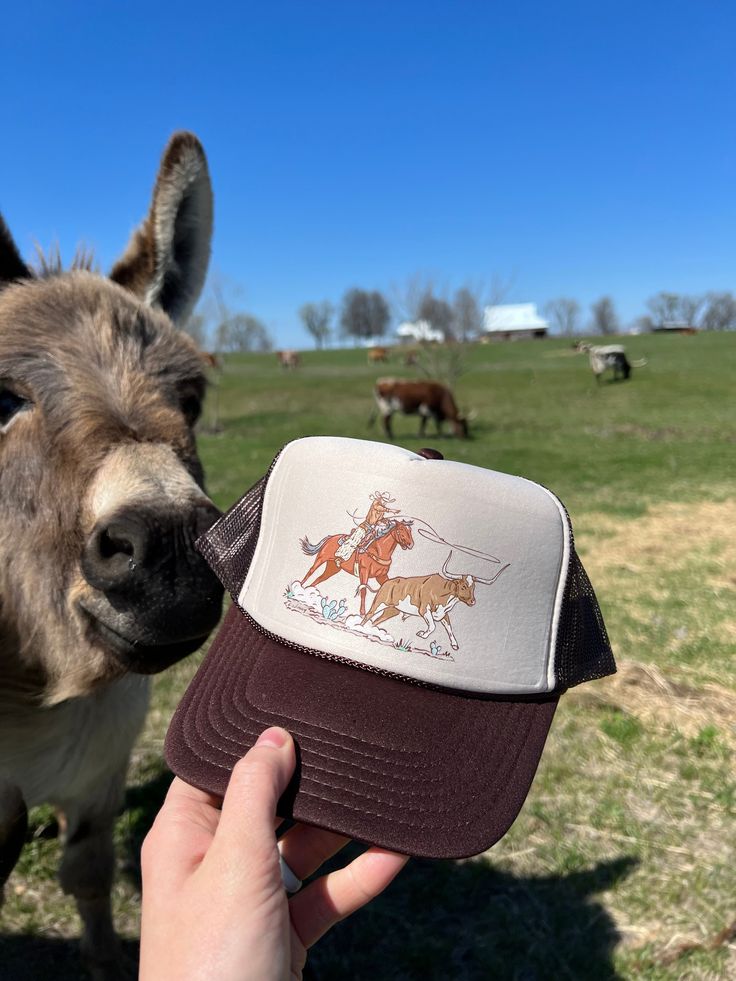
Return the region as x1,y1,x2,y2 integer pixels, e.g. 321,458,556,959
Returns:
0,387,31,432
179,392,202,426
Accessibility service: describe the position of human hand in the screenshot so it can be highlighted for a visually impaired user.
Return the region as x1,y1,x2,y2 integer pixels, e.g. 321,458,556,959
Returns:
140,727,408,981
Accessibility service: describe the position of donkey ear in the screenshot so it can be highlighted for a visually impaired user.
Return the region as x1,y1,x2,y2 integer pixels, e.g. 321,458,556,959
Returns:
0,215,31,289
110,132,213,325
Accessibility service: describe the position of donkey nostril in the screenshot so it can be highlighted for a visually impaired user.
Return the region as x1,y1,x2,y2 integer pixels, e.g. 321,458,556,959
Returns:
82,514,151,592
99,528,135,560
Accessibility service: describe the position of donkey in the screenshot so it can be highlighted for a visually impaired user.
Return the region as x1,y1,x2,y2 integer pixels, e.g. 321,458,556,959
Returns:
0,132,224,977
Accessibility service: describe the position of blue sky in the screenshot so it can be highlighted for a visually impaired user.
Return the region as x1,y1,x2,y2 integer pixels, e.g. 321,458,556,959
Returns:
2,1,735,345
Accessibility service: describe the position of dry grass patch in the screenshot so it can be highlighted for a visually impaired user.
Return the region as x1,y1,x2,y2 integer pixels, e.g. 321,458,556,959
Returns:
578,499,736,588
576,499,736,676
570,660,736,748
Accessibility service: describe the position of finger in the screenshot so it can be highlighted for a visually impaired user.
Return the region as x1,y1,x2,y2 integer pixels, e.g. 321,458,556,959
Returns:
142,779,224,888
213,727,296,853
162,790,282,837
164,776,223,811
146,778,222,854
289,847,408,948
278,824,350,881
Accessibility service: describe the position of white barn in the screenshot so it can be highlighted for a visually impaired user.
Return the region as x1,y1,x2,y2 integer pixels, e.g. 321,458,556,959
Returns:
396,320,445,343
482,303,549,341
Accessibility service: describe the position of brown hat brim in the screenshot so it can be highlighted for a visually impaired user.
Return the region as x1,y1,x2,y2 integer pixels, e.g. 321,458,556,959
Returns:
165,603,558,859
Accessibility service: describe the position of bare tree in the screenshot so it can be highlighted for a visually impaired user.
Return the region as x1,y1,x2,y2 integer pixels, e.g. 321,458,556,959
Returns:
452,287,484,342
198,273,248,354
544,297,581,336
299,301,333,349
391,272,439,324
216,313,273,352
678,294,704,328
192,274,248,434
643,291,705,329
590,296,620,335
417,291,455,341
394,272,513,342
413,342,469,388
646,291,681,327
701,291,736,331
340,288,390,342
391,276,456,340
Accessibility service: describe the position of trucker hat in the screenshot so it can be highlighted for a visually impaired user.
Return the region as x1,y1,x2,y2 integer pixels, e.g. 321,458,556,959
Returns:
165,436,615,859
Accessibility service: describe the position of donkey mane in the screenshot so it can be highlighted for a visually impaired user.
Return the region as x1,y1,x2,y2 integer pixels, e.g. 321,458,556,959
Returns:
32,243,98,278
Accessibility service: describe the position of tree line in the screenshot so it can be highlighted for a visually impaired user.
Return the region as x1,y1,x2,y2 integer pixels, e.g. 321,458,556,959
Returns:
544,291,736,336
299,286,736,347
299,280,495,349
183,278,736,351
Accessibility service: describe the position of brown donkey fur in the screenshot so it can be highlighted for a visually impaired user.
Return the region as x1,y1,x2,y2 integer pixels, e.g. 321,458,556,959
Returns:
0,133,224,978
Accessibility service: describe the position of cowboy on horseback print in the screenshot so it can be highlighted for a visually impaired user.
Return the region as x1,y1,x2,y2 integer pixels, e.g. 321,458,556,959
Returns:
298,490,413,617
293,486,508,651
335,490,400,565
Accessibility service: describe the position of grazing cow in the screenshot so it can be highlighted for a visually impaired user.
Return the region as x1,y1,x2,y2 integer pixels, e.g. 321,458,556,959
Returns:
0,133,224,977
367,345,389,364
371,378,469,439
277,349,300,369
576,342,647,381
362,552,508,649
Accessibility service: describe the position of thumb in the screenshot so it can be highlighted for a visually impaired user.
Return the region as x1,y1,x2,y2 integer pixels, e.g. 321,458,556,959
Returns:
214,727,296,853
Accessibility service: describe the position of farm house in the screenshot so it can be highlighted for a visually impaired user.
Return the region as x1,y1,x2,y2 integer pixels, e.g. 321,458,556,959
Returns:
396,319,445,343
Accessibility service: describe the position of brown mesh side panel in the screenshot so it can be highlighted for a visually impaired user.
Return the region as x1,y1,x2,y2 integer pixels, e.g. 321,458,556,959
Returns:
196,476,267,600
554,550,616,689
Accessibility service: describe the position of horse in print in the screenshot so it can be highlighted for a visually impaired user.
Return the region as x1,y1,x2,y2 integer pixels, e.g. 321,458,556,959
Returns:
300,520,414,616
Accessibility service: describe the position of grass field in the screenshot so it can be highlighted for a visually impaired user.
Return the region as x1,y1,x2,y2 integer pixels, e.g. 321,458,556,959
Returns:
2,332,735,979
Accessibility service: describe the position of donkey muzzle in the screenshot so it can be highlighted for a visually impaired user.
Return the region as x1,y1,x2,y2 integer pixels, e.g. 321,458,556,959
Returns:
79,502,224,671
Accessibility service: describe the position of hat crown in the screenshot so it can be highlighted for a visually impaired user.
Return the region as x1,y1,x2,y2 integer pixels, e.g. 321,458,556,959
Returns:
199,437,614,696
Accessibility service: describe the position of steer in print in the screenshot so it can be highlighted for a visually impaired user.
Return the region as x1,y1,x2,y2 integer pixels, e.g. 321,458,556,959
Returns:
362,552,508,650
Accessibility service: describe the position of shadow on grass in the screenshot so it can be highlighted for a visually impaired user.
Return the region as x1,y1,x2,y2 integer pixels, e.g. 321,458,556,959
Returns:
305,849,637,981
5,769,636,981
0,768,172,981
0,935,139,980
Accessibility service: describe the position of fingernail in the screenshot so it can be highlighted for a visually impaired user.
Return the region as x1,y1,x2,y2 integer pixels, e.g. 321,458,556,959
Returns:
256,726,289,749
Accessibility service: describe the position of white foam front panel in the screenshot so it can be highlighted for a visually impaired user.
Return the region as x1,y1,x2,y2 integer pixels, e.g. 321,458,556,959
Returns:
239,437,569,694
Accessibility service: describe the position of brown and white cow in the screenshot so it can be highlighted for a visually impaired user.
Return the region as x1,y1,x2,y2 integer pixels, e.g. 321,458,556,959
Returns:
0,133,223,977
367,345,389,364
276,349,300,369
362,552,508,649
372,378,469,439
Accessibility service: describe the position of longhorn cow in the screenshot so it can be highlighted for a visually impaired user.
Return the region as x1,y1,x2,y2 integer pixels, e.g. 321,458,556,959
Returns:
361,551,508,650
576,341,647,381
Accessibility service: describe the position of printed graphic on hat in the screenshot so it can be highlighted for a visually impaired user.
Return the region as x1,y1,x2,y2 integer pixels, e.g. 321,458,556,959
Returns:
298,489,413,617
286,489,510,660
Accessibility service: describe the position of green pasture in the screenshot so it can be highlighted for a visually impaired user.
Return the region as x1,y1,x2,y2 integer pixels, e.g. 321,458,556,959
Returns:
199,331,734,516
2,331,735,980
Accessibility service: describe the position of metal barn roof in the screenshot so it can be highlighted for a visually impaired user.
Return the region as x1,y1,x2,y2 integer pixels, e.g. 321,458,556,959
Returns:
483,303,549,333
